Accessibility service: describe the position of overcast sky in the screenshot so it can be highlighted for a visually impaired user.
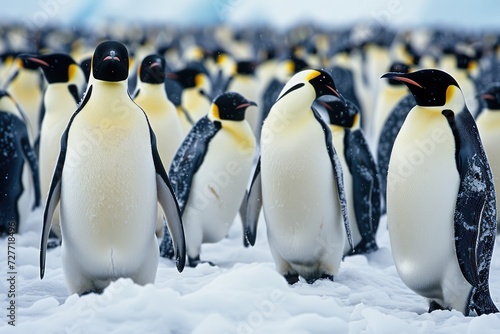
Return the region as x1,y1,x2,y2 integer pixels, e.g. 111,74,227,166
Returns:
2,0,499,31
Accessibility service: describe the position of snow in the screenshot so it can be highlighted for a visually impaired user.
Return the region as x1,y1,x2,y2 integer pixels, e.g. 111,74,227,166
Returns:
2,206,500,333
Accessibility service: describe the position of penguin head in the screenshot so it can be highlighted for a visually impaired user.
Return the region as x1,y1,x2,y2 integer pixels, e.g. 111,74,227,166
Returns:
386,62,411,86
167,67,207,89
139,54,166,84
92,41,129,82
210,92,257,122
481,83,500,110
277,69,344,104
381,69,462,108
235,60,256,76
22,53,79,84
318,97,360,129
16,53,43,70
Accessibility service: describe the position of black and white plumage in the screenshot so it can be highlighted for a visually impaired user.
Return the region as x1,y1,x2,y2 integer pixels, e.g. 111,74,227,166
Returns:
160,92,257,267
0,90,40,235
317,98,380,255
382,69,498,315
376,93,416,214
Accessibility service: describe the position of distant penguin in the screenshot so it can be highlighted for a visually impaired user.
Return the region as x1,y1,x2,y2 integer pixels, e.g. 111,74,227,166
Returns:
0,90,40,234
224,60,260,137
245,69,352,284
167,67,212,125
39,41,186,295
476,83,500,233
133,53,184,237
317,97,380,255
160,92,257,266
29,53,87,239
0,52,17,88
3,54,45,139
371,62,410,144
382,69,498,315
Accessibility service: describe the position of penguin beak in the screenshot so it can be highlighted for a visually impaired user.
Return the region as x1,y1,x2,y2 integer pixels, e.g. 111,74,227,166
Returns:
149,62,161,69
236,101,257,110
381,72,423,88
103,50,120,62
27,57,49,68
318,100,334,112
166,72,178,79
481,93,495,101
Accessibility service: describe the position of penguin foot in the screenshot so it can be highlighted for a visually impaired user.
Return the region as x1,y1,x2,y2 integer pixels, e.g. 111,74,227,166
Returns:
188,256,215,267
346,239,378,256
306,274,334,284
284,274,300,285
428,300,445,313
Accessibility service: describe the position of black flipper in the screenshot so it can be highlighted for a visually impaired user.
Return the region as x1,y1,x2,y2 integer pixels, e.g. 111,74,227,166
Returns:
40,85,93,279
442,108,498,315
244,159,262,247
239,190,249,247
68,84,80,104
148,123,186,272
377,94,416,214
159,116,221,258
344,129,380,254
312,108,353,250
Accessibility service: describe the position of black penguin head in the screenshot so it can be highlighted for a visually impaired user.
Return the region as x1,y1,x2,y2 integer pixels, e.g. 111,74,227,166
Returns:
211,92,257,121
139,54,166,84
92,41,129,82
318,97,359,129
167,67,206,89
308,69,343,101
386,62,411,86
481,83,500,110
23,53,77,84
236,61,256,76
381,69,460,107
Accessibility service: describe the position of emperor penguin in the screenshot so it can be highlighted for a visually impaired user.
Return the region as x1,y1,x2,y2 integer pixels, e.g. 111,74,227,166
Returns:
133,53,184,237
167,67,212,126
223,61,260,137
371,62,410,144
3,53,45,140
245,69,353,284
476,83,500,233
0,90,41,235
160,92,257,267
28,53,87,239
382,69,498,315
317,97,380,255
39,41,186,296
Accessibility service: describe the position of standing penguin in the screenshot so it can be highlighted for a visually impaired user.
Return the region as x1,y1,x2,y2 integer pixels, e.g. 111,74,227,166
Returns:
167,67,212,126
318,97,380,255
133,53,184,237
476,83,500,233
39,41,186,295
3,54,45,140
28,53,87,239
160,92,256,267
245,69,352,284
0,90,40,234
382,69,498,315
223,61,260,137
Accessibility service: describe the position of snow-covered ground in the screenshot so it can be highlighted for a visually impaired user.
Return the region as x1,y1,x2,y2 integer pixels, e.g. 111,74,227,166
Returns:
1,206,500,333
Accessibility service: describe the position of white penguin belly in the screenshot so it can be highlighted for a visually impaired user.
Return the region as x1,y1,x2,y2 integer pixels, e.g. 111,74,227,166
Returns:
60,115,158,278
387,109,468,299
261,120,344,270
183,128,255,244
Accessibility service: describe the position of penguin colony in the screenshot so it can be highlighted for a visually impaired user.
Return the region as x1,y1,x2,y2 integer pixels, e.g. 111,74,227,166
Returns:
0,22,499,315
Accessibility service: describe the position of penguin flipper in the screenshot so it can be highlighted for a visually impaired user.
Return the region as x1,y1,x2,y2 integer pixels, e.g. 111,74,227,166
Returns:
377,94,415,214
346,130,380,254
442,109,498,308
149,124,186,272
168,116,221,213
239,190,249,247
312,107,353,250
244,158,262,247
